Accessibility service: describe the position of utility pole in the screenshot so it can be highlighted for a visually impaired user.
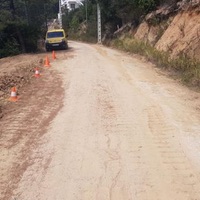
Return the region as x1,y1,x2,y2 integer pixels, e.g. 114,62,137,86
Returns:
97,3,101,44
59,0,62,28
85,0,88,23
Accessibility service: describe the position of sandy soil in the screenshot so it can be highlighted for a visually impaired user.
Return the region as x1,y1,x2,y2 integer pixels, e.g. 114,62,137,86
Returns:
1,41,200,200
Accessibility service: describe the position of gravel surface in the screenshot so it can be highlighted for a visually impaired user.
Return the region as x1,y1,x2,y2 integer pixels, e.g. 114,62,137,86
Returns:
1,41,200,200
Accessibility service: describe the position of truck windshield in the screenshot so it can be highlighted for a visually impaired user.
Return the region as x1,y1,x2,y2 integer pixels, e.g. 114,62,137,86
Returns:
47,31,64,38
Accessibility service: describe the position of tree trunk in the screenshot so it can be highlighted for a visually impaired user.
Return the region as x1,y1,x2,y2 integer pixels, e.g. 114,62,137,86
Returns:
10,0,26,53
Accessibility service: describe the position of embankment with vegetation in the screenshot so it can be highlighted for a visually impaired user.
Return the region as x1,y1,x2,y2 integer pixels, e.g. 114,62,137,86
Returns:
1,0,200,88
112,35,200,87
64,0,200,88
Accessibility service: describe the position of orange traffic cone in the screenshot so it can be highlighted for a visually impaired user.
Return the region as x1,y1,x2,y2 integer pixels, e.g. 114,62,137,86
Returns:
44,56,50,67
52,51,56,60
9,87,18,102
34,67,41,78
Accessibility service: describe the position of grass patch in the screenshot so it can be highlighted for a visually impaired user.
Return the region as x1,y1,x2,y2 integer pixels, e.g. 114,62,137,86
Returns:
111,36,200,88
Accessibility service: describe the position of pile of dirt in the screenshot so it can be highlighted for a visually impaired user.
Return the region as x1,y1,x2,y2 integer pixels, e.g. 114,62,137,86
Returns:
0,54,45,118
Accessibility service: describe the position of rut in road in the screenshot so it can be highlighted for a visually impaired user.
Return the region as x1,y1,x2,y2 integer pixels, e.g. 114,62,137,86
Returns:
0,68,64,200
1,42,200,200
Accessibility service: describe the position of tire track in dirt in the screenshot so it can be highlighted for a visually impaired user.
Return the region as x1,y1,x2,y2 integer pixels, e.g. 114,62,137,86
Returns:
94,59,147,199
95,65,124,200
0,67,64,200
147,105,200,199
3,42,200,200
95,45,200,199
95,50,158,199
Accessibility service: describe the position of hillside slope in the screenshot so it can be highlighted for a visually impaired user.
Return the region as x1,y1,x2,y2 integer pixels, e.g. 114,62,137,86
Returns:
155,11,200,60
133,7,200,60
113,2,200,61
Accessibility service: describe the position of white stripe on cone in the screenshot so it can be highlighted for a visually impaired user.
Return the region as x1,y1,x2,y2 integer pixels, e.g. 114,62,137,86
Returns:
11,91,17,97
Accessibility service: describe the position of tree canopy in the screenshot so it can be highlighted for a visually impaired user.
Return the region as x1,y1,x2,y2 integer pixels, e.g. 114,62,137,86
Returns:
0,0,180,57
0,0,58,58
62,0,168,42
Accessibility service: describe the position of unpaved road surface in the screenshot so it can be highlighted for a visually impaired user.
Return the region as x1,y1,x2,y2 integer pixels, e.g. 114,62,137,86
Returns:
1,41,200,200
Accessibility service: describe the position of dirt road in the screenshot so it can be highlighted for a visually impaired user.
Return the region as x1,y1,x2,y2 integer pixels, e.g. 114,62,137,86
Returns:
1,41,200,200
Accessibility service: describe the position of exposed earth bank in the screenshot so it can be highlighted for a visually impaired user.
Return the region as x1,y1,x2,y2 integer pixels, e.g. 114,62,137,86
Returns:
115,4,200,61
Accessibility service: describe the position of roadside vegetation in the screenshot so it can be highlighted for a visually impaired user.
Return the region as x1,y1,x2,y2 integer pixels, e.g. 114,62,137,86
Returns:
1,0,200,88
0,0,58,58
62,1,98,43
111,35,200,87
63,0,162,42
63,0,200,88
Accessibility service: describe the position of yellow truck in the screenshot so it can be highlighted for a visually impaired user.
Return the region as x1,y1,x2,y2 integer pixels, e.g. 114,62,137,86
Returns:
45,29,68,51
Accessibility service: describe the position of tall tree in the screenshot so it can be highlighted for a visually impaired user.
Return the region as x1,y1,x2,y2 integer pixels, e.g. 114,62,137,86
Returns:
0,0,58,58
9,0,26,52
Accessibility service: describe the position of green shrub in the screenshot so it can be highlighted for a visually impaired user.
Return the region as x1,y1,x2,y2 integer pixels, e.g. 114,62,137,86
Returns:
138,0,157,13
0,37,20,58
